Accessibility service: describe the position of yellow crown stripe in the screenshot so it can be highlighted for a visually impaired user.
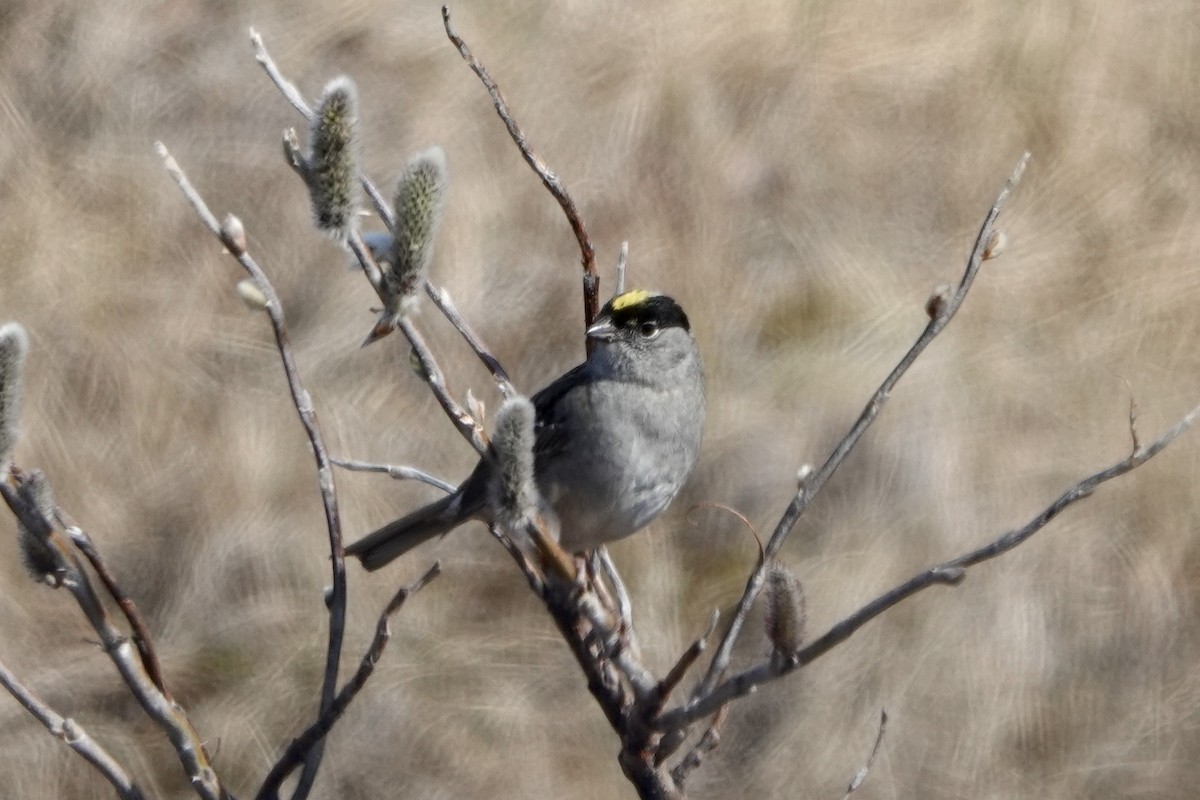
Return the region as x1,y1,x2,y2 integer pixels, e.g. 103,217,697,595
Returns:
611,289,652,311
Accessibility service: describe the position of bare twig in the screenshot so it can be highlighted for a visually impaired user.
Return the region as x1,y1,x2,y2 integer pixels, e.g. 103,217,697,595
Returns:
842,709,888,799
614,241,629,296
330,458,456,494
0,478,226,800
441,5,600,335
651,610,720,716
256,563,441,800
55,513,171,701
659,397,1200,730
158,143,344,800
696,153,1031,700
0,656,147,800
397,317,488,455
424,283,515,397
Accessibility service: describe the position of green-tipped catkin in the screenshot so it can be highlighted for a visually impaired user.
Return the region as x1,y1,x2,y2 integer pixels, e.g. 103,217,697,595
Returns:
305,77,361,240
385,146,448,315
15,470,59,583
0,322,29,471
488,395,538,535
764,563,807,660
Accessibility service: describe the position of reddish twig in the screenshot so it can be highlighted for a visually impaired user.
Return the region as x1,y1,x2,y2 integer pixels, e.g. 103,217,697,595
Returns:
57,511,170,700
441,5,600,336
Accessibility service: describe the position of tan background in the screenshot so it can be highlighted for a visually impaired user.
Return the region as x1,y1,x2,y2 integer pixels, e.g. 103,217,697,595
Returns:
2,1,1200,797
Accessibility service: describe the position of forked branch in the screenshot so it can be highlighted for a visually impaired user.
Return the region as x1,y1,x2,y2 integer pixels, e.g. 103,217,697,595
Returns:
696,153,1031,699
658,396,1200,730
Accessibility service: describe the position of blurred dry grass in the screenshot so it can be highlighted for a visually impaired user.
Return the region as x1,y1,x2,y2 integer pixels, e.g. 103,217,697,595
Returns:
2,0,1200,797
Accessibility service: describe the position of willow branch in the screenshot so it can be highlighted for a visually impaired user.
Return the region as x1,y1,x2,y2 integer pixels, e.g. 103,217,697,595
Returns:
397,317,489,455
56,512,170,700
256,563,441,800
330,458,456,494
696,153,1031,699
441,5,600,334
0,478,226,800
157,142,344,800
0,656,147,800
659,397,1199,729
424,283,515,397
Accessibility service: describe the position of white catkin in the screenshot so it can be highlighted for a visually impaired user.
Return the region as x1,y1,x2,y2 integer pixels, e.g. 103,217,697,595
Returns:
0,322,29,470
488,395,538,535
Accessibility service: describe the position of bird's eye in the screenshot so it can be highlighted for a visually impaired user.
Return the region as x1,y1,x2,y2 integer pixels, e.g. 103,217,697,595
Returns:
639,321,659,338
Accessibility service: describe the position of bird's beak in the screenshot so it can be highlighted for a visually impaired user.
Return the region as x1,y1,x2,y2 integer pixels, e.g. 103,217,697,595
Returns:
586,317,617,342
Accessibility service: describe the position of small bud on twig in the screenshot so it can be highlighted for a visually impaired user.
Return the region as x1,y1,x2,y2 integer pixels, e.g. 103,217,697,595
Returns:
983,229,1007,260
236,279,269,311
0,322,29,471
764,563,807,661
219,213,246,256
925,283,953,321
15,470,59,583
796,464,814,491
304,77,361,241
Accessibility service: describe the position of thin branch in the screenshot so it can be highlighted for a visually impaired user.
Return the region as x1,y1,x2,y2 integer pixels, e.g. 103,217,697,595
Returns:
651,609,720,716
423,282,515,397
696,153,1031,699
0,478,226,800
58,514,170,700
0,656,147,800
331,458,456,494
614,241,629,296
842,709,888,800
157,142,344,800
441,5,600,334
397,317,489,455
256,563,441,800
659,397,1199,730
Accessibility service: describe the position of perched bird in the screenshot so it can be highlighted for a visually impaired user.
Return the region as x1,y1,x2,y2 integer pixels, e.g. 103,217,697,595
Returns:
346,289,705,570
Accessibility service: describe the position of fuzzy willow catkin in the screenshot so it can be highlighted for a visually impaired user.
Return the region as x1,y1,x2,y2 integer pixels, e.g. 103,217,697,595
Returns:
305,77,361,240
386,146,449,315
0,322,29,471
764,563,807,658
488,395,538,535
15,470,58,583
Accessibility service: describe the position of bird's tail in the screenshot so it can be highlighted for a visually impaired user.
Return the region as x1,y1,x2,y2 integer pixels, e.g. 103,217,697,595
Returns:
345,493,464,571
